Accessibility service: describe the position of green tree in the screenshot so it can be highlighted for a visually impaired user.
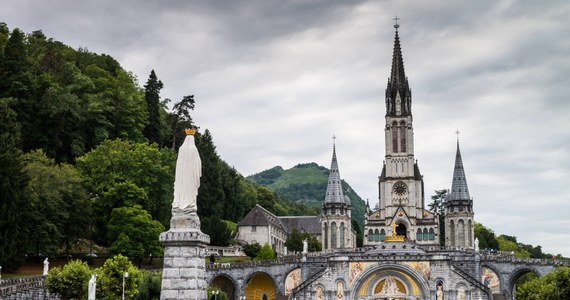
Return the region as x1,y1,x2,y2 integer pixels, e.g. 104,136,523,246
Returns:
169,94,195,150
256,243,276,261
242,242,261,261
96,254,142,300
352,219,363,247
201,215,233,247
474,223,499,250
429,189,447,245
143,70,163,144
76,139,175,244
23,150,91,256
107,205,164,266
285,229,304,253
195,130,224,217
136,271,162,300
497,235,530,258
0,98,31,269
45,259,92,300
516,267,570,300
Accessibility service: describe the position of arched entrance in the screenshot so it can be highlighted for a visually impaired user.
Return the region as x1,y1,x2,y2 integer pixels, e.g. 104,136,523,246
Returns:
244,272,277,300
351,264,429,300
211,274,236,300
396,223,407,238
508,268,539,300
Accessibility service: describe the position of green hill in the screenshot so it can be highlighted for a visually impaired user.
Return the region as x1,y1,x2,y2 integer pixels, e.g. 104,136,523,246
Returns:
247,163,366,231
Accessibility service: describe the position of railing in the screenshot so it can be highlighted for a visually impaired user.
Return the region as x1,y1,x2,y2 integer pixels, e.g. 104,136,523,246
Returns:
0,276,46,297
289,267,328,299
451,265,492,299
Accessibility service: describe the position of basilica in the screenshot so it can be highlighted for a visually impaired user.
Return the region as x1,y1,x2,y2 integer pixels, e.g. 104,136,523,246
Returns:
203,23,564,300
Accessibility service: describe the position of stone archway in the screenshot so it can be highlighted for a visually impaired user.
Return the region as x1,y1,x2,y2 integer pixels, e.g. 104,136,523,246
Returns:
350,263,430,300
244,272,278,300
508,267,540,300
211,274,237,300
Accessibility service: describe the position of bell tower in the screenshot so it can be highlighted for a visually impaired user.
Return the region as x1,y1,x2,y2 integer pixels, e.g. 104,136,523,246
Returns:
444,134,475,248
364,20,438,246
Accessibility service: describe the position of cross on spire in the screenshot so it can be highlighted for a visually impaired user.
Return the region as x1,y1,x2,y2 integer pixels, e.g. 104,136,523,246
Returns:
393,15,400,30
455,129,461,142
332,134,337,144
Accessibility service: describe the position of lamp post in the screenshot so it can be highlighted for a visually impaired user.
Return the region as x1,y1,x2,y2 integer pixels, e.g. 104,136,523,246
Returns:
213,290,219,300
122,272,129,300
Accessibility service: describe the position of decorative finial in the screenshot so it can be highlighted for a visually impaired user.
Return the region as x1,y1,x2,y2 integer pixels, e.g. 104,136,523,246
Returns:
455,129,460,142
332,134,337,143
185,128,197,136
393,15,400,30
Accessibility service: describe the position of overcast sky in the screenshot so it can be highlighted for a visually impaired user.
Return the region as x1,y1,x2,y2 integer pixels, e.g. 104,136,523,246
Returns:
3,0,569,257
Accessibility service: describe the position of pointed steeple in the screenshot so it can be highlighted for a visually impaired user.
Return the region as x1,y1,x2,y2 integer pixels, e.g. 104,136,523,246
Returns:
386,20,412,117
448,140,471,201
324,137,345,203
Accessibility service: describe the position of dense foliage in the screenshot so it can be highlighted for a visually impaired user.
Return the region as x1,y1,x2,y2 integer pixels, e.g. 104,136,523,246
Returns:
45,260,91,299
428,189,447,246
0,24,319,267
285,229,322,253
516,266,570,300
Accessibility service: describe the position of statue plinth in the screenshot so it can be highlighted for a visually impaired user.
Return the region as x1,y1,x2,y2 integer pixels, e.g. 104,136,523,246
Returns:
160,210,210,300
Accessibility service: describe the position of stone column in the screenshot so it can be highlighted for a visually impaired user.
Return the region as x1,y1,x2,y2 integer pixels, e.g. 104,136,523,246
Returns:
160,212,210,300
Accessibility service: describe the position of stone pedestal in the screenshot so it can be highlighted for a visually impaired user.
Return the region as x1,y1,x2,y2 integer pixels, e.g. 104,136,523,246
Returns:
160,212,210,300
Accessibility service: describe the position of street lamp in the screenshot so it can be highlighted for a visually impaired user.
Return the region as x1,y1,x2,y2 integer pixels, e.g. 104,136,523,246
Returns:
213,290,219,300
122,272,129,300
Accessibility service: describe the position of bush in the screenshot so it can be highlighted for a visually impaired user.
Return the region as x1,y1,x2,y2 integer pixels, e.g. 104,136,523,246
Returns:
136,271,162,300
96,254,142,300
46,260,92,299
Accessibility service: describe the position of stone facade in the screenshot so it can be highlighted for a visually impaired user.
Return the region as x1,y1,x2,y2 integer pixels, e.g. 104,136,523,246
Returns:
160,213,210,300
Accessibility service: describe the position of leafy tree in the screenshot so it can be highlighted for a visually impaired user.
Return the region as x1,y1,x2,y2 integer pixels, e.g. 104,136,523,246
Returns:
107,205,164,266
23,150,91,256
76,139,175,243
474,223,499,250
497,235,530,258
96,254,142,300
429,189,447,245
242,243,261,261
352,219,363,247
256,243,276,260
285,229,304,253
143,70,163,144
195,130,224,217
201,215,233,246
169,94,195,149
516,266,570,300
0,98,31,269
45,259,92,300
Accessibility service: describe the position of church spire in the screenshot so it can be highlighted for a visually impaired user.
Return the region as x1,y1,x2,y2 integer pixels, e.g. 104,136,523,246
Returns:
386,19,412,117
324,135,345,203
448,137,471,201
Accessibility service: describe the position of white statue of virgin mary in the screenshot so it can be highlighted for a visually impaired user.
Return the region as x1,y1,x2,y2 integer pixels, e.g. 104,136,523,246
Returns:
172,128,202,213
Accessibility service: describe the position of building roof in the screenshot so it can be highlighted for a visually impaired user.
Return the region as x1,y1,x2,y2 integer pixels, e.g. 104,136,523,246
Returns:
447,141,471,201
324,142,347,204
238,204,286,230
279,216,321,235
386,26,412,117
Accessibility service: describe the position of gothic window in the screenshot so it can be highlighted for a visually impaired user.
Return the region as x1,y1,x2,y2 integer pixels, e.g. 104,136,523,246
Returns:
392,124,398,153
429,228,435,240
374,229,380,242
449,220,455,247
324,223,329,249
468,220,473,247
340,222,345,248
458,220,465,247
331,222,338,248
423,228,428,241
400,122,406,152
380,229,386,241
416,228,422,241
368,229,373,242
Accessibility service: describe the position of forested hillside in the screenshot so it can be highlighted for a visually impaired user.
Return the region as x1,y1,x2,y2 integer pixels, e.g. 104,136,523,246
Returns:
248,162,367,231
0,23,314,269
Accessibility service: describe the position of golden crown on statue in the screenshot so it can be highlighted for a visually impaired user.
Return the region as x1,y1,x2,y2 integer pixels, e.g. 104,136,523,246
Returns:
185,128,197,135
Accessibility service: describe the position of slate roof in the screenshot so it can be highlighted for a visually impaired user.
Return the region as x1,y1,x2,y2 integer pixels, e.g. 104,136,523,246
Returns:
324,143,346,204
279,216,321,235
238,204,286,231
447,141,471,201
